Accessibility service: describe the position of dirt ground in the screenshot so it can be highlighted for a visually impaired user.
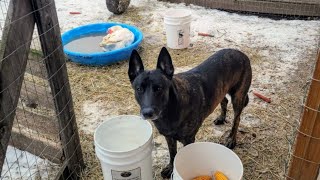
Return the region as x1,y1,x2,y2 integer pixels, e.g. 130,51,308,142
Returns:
53,0,320,179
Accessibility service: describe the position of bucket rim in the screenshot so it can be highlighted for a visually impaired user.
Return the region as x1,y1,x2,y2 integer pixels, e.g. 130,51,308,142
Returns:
94,115,153,153
164,9,192,19
173,142,243,179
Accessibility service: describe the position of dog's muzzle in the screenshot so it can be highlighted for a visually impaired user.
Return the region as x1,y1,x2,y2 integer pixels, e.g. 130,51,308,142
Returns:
141,108,158,121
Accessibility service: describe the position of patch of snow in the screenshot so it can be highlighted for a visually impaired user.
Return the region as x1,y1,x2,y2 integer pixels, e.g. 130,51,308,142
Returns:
212,128,224,137
241,113,261,128
175,66,192,74
80,100,137,134
55,0,113,33
1,146,58,180
80,100,120,134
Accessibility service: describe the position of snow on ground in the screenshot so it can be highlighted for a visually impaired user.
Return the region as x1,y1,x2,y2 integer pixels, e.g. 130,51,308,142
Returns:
55,0,113,32
1,146,59,180
80,100,133,133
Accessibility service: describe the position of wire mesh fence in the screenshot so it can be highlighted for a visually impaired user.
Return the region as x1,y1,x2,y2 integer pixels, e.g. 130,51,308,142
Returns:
0,0,83,179
286,45,320,179
0,0,319,179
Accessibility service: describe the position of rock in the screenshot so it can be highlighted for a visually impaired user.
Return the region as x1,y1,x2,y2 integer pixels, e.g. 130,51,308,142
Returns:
106,0,130,14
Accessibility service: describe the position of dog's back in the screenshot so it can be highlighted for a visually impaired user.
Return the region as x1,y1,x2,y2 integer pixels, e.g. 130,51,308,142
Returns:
175,48,252,119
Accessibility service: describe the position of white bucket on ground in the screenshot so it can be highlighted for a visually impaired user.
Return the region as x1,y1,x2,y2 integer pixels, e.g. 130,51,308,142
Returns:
172,142,243,180
164,9,192,49
94,115,153,180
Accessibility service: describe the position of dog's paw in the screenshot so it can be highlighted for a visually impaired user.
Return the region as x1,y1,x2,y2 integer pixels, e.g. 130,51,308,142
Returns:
224,137,236,149
214,116,226,125
161,164,173,179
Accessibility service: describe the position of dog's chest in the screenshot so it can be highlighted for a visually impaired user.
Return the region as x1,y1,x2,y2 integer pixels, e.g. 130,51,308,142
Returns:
152,120,182,138
152,117,200,140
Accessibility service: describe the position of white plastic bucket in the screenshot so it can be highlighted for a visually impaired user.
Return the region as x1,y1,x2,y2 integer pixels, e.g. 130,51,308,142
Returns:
172,142,243,180
164,9,192,49
94,115,153,180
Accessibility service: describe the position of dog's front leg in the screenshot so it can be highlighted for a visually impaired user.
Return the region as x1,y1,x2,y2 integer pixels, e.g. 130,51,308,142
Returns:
161,136,177,179
181,136,195,146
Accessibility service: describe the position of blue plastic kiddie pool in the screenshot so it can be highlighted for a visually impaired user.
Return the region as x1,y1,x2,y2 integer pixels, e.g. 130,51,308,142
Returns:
61,22,143,66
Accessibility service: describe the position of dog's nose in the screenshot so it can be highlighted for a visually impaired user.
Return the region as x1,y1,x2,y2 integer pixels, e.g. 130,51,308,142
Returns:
142,108,155,119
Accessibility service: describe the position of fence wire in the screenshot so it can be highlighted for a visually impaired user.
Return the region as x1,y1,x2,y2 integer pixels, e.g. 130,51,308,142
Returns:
0,0,82,179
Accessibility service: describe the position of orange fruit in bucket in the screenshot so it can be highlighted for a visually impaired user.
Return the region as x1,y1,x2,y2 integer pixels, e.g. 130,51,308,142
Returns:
214,171,229,180
192,175,212,180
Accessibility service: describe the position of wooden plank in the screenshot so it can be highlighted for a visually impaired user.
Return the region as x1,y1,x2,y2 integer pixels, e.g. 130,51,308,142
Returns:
287,49,320,179
245,0,320,5
20,79,55,109
161,0,320,16
10,127,62,164
32,0,85,179
0,0,35,175
13,107,59,140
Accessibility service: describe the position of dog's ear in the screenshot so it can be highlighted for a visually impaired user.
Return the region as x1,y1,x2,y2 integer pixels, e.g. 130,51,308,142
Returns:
157,47,174,78
128,50,144,83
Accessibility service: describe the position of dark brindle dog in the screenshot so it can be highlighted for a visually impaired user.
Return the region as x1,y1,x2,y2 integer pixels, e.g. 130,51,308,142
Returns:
128,47,252,178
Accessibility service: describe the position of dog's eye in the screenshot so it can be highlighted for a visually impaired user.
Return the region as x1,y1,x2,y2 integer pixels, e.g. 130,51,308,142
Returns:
154,87,162,92
136,87,143,92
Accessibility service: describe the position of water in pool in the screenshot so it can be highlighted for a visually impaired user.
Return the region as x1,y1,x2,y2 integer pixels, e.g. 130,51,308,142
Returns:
64,34,105,53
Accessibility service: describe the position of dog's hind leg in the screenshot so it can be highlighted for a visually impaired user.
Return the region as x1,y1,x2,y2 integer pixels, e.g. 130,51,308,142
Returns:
224,93,248,149
214,97,228,125
161,137,177,178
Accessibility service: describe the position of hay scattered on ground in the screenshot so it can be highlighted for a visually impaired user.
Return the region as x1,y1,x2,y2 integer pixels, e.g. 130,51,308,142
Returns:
71,46,317,180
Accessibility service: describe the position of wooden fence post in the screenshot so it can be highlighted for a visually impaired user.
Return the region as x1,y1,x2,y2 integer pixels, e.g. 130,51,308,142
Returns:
0,0,35,175
287,48,320,179
31,0,84,178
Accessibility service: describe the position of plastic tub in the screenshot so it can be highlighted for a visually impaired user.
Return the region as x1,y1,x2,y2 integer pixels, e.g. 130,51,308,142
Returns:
61,22,143,66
